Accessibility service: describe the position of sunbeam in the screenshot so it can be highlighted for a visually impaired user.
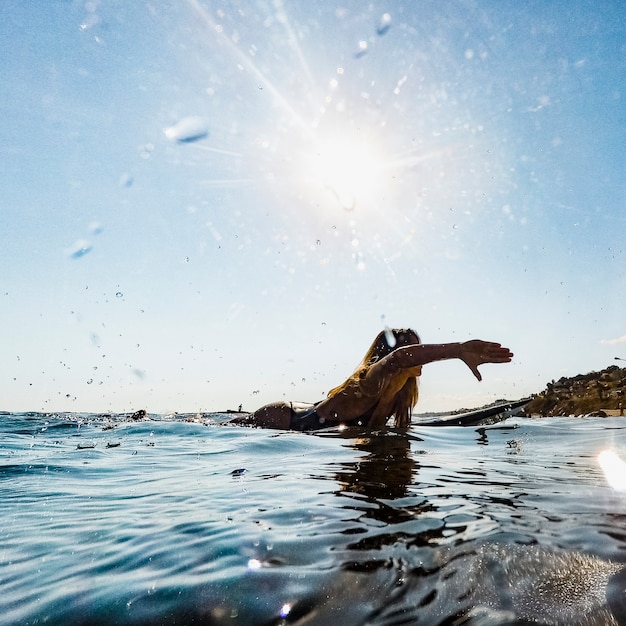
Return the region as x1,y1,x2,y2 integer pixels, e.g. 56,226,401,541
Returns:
272,0,318,103
187,0,317,141
189,145,243,158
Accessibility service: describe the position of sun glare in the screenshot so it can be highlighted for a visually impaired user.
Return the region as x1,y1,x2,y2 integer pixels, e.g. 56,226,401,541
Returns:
598,450,626,492
303,135,385,211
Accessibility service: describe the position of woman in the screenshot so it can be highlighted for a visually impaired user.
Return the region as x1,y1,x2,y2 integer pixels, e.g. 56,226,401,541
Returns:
233,328,513,430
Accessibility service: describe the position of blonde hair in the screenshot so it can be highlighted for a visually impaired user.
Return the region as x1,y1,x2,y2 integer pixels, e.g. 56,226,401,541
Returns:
327,328,420,427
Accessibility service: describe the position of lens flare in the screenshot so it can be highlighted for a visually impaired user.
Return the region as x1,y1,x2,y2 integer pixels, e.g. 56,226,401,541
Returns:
598,450,626,492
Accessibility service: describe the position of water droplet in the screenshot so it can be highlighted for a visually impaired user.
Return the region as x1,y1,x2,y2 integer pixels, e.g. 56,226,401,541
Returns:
356,259,366,271
87,378,93,384
394,75,408,96
355,40,368,58
139,143,155,159
164,116,209,143
67,239,93,259
116,292,123,298
119,173,133,188
384,327,397,348
377,13,392,36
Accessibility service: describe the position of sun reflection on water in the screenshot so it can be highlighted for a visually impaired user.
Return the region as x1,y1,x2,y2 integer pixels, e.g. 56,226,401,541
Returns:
598,450,626,492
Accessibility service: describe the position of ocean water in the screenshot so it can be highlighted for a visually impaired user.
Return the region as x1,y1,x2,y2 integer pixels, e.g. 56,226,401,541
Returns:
2,413,626,625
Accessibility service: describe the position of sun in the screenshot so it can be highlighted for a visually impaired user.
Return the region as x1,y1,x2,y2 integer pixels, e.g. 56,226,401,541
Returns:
301,133,386,211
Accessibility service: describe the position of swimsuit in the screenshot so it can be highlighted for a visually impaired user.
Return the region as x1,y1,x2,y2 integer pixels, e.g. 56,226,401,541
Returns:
289,402,374,431
289,403,328,431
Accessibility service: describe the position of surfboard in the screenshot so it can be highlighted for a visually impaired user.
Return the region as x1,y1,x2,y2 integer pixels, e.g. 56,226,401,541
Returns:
412,398,531,427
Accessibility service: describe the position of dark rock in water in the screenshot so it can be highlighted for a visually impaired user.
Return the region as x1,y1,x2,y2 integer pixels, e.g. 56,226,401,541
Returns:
130,409,147,420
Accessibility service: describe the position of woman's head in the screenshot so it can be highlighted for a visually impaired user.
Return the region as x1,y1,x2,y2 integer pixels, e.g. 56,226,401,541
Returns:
363,328,421,365
327,328,421,427
366,329,421,427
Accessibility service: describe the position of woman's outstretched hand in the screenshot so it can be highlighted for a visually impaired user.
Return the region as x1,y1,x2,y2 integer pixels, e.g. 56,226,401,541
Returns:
459,340,513,381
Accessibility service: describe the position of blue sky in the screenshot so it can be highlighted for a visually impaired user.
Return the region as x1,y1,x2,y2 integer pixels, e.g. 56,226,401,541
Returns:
1,1,624,414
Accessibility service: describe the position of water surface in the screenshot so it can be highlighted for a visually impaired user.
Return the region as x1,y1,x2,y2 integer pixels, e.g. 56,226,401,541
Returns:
2,413,626,625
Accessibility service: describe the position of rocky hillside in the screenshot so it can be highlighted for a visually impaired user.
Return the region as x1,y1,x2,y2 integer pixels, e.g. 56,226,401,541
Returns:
524,365,626,417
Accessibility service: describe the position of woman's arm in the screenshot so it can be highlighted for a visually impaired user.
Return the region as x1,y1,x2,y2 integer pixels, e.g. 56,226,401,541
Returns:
363,340,513,388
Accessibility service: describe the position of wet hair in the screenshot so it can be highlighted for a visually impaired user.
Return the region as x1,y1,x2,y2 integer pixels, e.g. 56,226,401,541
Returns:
327,328,421,427
361,328,421,365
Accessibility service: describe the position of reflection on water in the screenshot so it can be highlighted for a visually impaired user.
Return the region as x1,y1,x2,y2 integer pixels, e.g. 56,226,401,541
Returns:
335,432,417,500
332,433,445,550
1,414,626,625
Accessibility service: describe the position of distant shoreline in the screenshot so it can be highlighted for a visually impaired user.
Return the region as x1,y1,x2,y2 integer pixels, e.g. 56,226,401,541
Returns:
523,364,626,417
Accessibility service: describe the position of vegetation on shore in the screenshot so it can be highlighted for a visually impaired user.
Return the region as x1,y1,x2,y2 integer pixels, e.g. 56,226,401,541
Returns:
523,365,626,417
